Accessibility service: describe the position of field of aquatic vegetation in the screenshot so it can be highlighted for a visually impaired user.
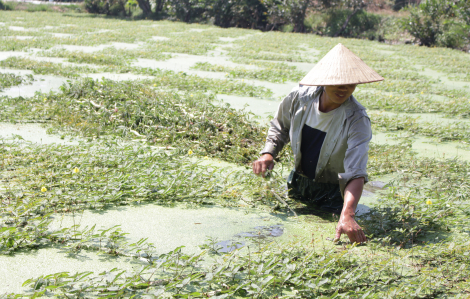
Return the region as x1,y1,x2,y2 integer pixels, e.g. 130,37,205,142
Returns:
0,10,470,298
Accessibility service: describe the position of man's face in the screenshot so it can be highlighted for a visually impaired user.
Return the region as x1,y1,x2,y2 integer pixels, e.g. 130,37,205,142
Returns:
323,84,357,106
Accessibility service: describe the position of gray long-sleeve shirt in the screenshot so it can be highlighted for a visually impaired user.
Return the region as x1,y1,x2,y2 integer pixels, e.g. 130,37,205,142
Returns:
261,85,372,197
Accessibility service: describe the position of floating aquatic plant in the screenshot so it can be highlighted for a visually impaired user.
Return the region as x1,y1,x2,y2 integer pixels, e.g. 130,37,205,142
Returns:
0,73,34,91
192,61,304,83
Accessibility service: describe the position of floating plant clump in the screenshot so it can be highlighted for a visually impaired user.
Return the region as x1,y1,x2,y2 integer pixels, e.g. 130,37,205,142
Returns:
0,73,34,90
191,61,304,83
0,77,278,164
0,57,100,78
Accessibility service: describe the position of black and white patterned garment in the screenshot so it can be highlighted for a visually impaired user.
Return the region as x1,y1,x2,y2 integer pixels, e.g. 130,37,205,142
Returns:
300,99,338,179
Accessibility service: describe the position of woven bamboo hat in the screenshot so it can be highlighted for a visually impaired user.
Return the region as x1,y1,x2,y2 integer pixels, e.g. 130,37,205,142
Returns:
300,43,384,86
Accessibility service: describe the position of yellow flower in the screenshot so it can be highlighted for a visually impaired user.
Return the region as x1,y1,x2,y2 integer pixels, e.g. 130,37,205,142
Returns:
73,167,79,174
389,95,392,98
153,84,156,87
421,91,424,95
190,94,193,97
204,156,209,159
426,200,432,205
188,149,193,155
41,187,47,192
43,98,47,102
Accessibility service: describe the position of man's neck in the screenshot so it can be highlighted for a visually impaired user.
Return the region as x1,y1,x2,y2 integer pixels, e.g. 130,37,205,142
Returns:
319,90,341,113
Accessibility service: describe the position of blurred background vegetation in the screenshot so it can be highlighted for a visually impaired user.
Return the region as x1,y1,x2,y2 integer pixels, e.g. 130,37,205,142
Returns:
1,0,469,50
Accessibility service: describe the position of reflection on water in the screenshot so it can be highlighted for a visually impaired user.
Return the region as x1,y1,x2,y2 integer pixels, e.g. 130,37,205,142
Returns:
215,240,245,253
363,181,387,196
237,225,284,238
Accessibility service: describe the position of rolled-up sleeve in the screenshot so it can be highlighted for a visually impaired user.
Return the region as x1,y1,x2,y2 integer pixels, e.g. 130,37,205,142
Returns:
338,115,372,197
260,89,297,158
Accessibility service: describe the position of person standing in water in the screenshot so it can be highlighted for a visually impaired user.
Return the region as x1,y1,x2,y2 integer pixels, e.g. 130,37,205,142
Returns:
252,43,384,244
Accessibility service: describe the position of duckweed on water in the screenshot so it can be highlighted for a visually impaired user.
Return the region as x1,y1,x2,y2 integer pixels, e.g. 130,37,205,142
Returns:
147,39,216,55
103,47,172,61
398,45,470,82
16,237,470,298
370,112,470,143
227,32,318,63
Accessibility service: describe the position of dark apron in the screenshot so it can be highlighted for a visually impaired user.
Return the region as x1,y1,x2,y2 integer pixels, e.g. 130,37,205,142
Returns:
287,170,343,214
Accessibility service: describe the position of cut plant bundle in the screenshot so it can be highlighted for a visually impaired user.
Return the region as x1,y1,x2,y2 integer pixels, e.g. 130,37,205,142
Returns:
0,78,278,164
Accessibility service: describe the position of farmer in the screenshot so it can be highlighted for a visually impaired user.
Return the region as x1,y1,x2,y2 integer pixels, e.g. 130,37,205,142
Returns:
252,43,383,244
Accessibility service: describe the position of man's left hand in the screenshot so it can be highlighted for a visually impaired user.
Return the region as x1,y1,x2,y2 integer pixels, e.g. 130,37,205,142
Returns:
334,177,367,244
334,214,366,244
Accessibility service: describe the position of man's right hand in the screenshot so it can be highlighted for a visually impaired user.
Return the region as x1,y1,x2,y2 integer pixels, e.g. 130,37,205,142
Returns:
252,154,274,177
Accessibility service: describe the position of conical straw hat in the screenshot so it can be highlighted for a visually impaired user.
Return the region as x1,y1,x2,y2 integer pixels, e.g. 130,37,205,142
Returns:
300,43,384,86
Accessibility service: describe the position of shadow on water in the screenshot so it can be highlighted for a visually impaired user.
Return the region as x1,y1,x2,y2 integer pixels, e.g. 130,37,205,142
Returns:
294,206,336,222
288,180,389,224
213,225,285,253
